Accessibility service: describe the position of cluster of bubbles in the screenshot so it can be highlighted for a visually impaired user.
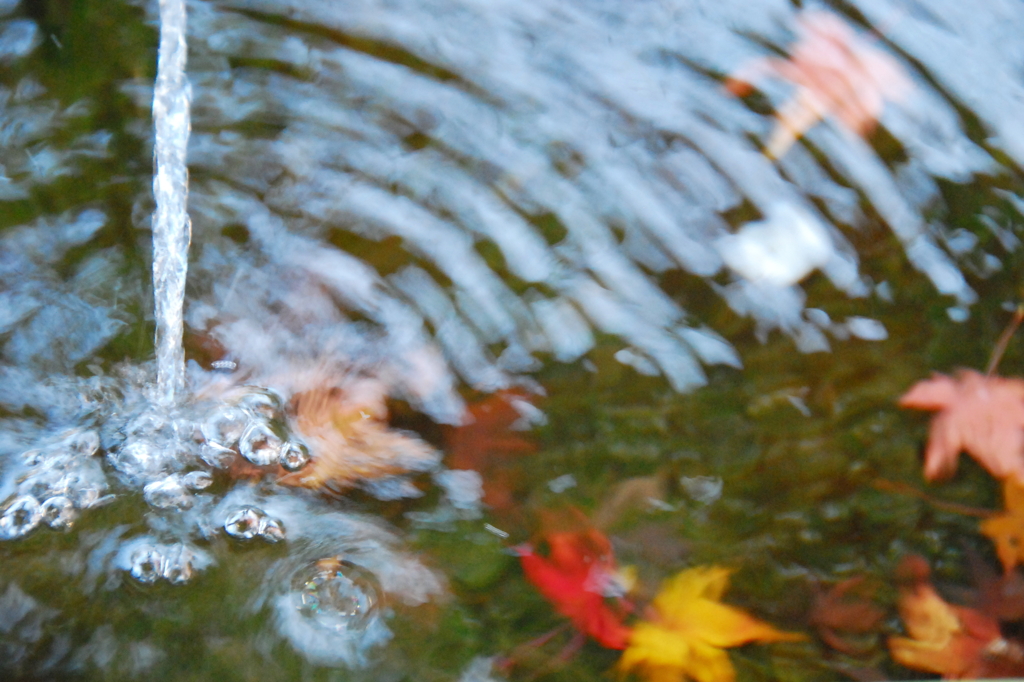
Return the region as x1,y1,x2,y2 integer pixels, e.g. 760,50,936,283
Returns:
1,429,109,540
115,537,214,585
106,409,194,482
141,470,211,510
199,387,310,472
0,371,452,671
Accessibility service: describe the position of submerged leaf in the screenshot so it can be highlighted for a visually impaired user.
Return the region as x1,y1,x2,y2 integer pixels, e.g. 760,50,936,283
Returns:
278,387,439,492
899,370,1024,483
618,566,803,682
980,478,1024,573
516,526,632,649
726,10,911,158
593,473,670,530
888,556,1024,679
808,577,884,657
443,389,538,511
964,546,1024,621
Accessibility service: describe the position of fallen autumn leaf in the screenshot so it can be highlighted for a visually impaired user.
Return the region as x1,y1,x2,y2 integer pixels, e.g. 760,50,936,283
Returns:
899,370,1024,483
726,10,911,158
618,566,803,682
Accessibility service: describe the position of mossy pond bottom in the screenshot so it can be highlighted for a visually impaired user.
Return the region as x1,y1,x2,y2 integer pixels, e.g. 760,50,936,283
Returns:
4,0,1024,680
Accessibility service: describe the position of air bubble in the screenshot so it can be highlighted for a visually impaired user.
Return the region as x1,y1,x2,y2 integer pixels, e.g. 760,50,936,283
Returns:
41,496,76,530
435,469,483,510
17,467,64,499
18,442,110,510
238,422,283,466
108,440,175,479
198,442,234,468
62,429,100,457
279,441,310,471
0,495,42,540
124,411,176,441
122,540,212,585
129,546,165,583
75,487,105,509
224,506,285,542
224,507,262,540
235,388,284,421
143,475,191,509
161,544,200,584
182,470,213,490
202,406,248,449
21,449,44,466
258,516,285,543
294,558,381,632
679,475,724,505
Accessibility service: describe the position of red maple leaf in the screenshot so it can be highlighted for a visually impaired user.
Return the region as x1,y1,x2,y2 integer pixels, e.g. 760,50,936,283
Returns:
516,527,632,649
899,370,1024,483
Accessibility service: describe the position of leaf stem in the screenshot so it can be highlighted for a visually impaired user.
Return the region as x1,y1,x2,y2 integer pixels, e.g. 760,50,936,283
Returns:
986,304,1024,376
872,478,995,518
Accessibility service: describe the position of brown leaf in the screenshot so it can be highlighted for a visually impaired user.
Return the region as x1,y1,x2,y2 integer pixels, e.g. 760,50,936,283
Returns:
809,577,884,657
592,474,668,530
964,545,1024,621
278,387,438,492
442,389,537,510
726,10,911,158
899,370,1024,483
889,556,1024,679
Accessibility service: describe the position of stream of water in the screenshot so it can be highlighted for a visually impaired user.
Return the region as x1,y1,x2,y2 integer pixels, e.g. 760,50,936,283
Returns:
150,0,191,406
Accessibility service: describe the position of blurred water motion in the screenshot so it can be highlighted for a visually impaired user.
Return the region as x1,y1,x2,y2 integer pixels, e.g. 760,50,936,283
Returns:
0,0,1023,678
179,0,1004,410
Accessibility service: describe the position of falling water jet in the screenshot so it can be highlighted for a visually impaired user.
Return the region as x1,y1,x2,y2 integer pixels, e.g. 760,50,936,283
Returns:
151,0,192,405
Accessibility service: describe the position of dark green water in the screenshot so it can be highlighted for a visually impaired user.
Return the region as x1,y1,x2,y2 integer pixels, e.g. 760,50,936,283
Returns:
2,0,1024,680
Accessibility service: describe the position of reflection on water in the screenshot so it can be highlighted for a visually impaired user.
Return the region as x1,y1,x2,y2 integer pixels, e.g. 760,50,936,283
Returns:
1,0,1024,678
180,0,1002,405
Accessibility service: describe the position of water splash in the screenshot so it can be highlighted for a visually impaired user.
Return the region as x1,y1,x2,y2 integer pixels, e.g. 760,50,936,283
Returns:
151,0,192,405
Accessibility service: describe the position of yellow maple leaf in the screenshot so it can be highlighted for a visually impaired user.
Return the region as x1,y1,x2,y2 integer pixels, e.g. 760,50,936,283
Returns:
980,478,1024,573
618,566,804,682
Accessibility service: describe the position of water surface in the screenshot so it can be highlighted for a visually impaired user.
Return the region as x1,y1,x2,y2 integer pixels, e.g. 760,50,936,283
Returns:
0,0,1022,679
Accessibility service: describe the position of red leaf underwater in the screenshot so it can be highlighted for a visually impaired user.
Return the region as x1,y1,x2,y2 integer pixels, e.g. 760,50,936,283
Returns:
443,390,538,511
516,527,632,649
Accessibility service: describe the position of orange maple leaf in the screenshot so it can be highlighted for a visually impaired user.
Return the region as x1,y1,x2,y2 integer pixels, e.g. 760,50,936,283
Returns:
516,526,632,649
899,370,1024,483
726,10,911,158
277,387,439,492
981,478,1024,573
889,555,1024,679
